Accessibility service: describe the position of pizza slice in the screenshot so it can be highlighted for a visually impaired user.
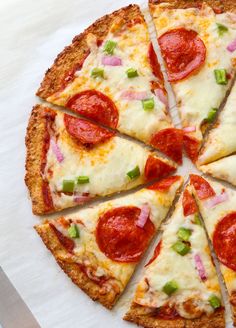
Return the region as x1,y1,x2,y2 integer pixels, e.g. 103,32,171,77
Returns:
124,185,225,328
190,174,236,324
36,4,184,164
199,155,236,187
198,81,236,166
35,176,183,309
149,0,236,162
25,105,177,215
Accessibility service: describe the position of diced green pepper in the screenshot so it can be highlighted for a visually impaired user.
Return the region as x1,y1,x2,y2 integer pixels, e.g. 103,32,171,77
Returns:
91,68,104,78
162,280,179,296
217,23,228,36
126,68,138,78
214,69,228,85
142,98,155,111
177,227,192,241
127,166,140,180
77,176,90,184
206,108,218,123
209,295,221,309
194,214,202,226
68,224,80,238
103,40,117,55
172,241,190,256
62,180,75,193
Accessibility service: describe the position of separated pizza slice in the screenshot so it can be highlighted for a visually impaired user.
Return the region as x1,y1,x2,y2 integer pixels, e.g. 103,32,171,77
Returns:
149,0,236,162
25,105,177,215
124,185,225,328
190,174,236,324
200,155,236,187
36,4,184,164
35,176,183,309
198,81,236,166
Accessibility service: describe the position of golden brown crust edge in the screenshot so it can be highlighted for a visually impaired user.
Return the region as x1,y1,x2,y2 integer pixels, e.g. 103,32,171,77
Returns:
34,223,120,309
149,0,236,13
124,302,225,328
36,4,143,100
25,105,53,215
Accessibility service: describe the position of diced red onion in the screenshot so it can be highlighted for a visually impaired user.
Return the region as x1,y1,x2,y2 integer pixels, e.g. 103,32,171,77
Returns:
183,126,196,133
205,191,228,208
74,194,92,204
51,139,64,163
154,89,168,107
136,204,150,228
101,56,122,66
194,254,207,281
227,39,236,52
121,90,148,100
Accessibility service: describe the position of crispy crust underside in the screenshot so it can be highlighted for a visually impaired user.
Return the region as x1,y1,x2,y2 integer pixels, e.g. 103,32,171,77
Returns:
124,302,225,328
25,105,53,215
34,223,121,309
36,4,143,100
149,0,235,12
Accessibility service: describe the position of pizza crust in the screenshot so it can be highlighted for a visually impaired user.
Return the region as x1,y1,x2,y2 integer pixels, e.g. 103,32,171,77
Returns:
35,223,121,309
124,303,225,328
149,0,235,12
36,4,143,100
25,105,54,215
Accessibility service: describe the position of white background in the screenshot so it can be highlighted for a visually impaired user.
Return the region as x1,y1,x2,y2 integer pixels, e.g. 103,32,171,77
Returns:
0,0,232,327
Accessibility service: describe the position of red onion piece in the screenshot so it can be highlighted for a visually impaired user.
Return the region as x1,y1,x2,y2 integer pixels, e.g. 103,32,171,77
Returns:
74,194,92,204
154,88,168,107
183,126,196,133
51,139,64,163
101,56,122,66
205,191,228,208
227,39,236,52
136,204,150,228
194,254,207,281
121,90,148,100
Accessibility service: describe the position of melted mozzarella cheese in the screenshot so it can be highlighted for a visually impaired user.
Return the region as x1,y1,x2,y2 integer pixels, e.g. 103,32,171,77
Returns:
198,82,236,165
191,177,236,293
45,112,164,210
200,155,236,187
52,179,182,288
151,4,236,142
134,187,221,319
47,20,172,143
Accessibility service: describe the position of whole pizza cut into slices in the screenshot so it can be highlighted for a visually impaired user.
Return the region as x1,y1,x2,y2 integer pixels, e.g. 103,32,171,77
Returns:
25,105,177,215
149,0,236,162
190,174,236,324
36,4,184,164
125,185,225,328
35,176,183,309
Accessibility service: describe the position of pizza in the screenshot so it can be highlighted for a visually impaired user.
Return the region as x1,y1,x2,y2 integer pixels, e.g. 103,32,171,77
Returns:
124,185,224,327
36,4,185,164
190,174,236,324
34,176,183,309
25,105,177,215
197,81,236,186
149,0,236,162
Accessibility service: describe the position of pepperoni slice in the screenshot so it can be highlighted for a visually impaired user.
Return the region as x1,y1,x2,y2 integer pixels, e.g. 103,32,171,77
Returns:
144,155,176,181
49,223,75,253
213,212,236,272
183,134,200,163
155,304,180,320
182,189,197,216
190,174,216,200
145,240,162,267
96,206,155,263
158,28,206,82
66,90,119,129
148,43,164,82
148,176,181,192
64,114,115,147
42,181,54,213
150,128,183,164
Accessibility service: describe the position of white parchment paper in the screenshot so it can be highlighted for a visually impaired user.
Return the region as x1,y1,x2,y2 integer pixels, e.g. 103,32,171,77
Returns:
0,0,233,327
